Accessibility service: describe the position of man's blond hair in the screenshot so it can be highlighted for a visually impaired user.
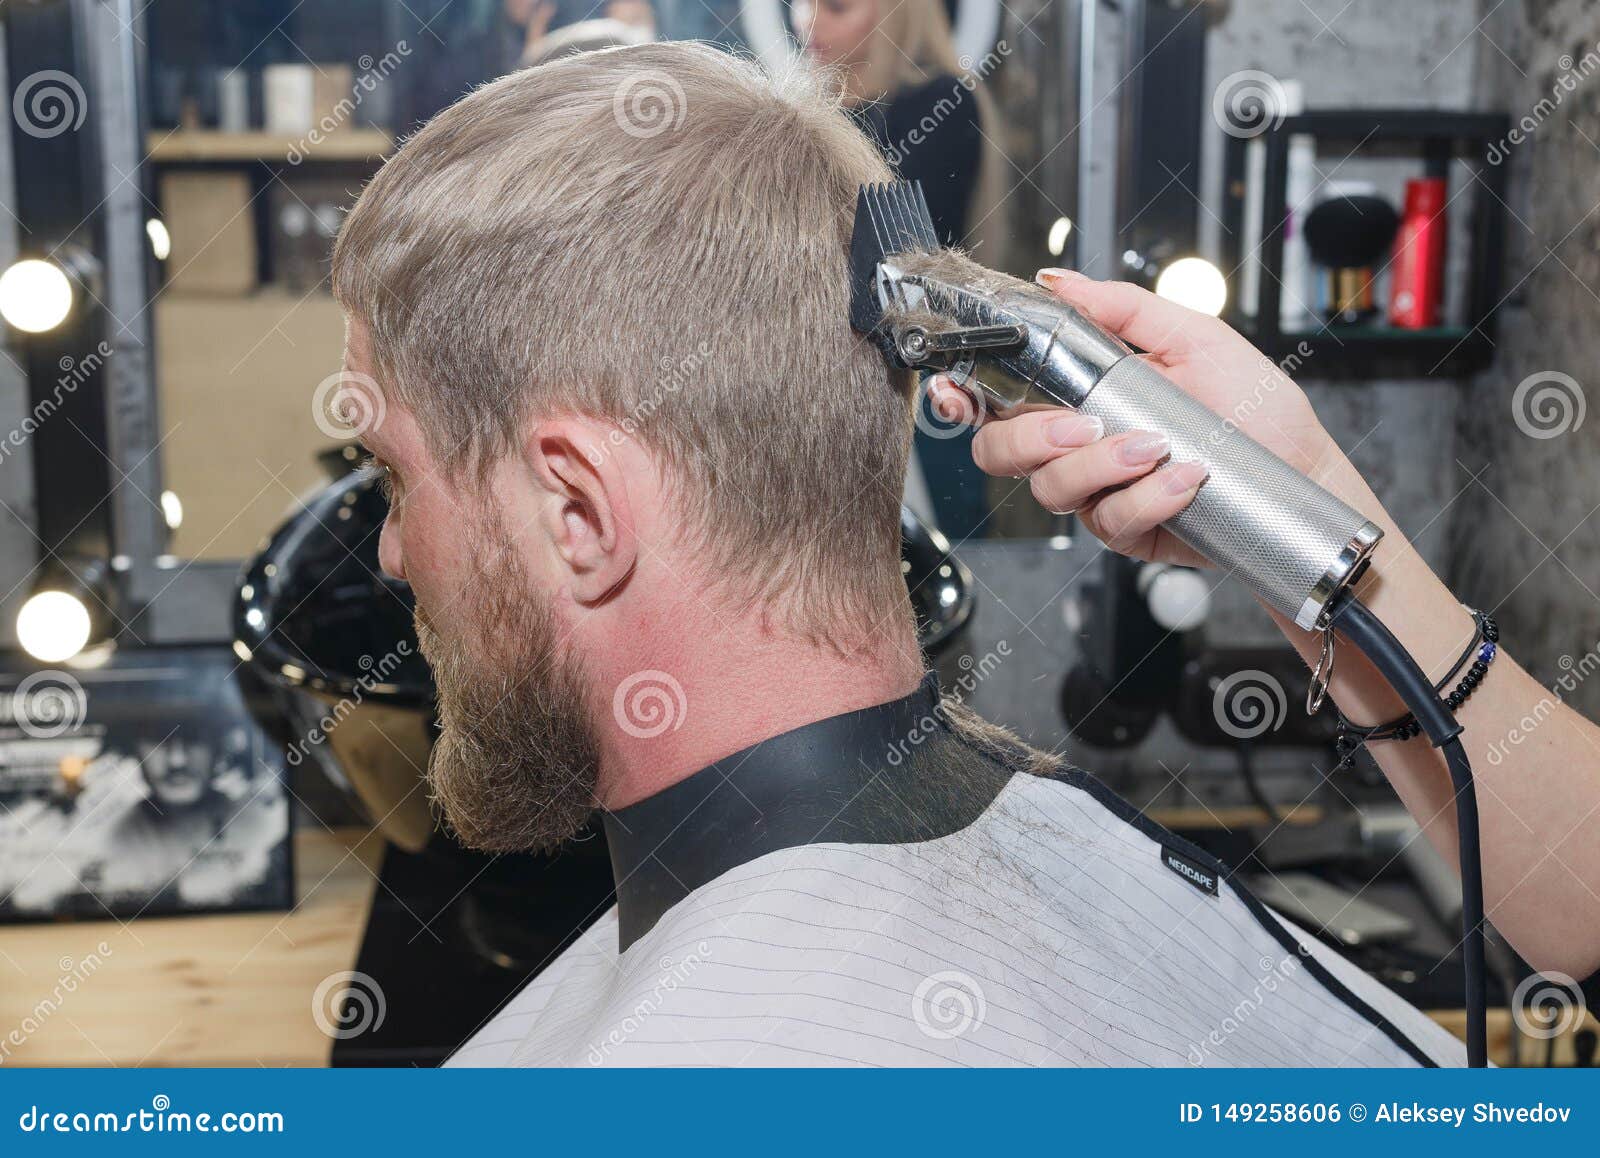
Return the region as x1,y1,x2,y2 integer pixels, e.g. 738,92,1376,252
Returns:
333,42,917,645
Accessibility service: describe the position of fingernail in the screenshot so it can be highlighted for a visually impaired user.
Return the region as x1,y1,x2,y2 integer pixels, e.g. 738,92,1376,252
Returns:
1117,432,1170,465
1047,414,1103,446
1035,267,1084,289
1162,461,1209,494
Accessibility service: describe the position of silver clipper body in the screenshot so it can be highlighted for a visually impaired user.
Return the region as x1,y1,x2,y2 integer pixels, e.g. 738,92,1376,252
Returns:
850,183,1381,631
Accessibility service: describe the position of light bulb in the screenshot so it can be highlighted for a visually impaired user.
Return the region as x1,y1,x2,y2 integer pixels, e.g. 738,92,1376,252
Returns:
1047,217,1073,258
161,489,183,529
0,259,73,333
17,590,92,662
146,219,172,261
1154,257,1227,317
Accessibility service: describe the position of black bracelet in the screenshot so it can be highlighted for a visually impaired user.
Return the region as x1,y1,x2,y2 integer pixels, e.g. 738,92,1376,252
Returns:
1333,610,1498,768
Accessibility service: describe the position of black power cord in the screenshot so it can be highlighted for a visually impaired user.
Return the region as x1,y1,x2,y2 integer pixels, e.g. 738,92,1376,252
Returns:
1237,742,1283,824
1326,591,1488,1068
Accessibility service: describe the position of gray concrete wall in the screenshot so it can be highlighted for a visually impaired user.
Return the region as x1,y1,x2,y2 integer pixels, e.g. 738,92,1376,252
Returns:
1197,0,1488,645
1451,0,1600,713
1192,0,1600,714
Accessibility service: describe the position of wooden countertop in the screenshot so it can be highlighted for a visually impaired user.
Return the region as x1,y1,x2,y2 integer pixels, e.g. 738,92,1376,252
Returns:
147,128,393,163
0,828,382,1067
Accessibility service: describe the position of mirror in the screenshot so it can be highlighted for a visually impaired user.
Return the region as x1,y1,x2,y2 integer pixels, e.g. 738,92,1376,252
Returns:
141,0,1075,563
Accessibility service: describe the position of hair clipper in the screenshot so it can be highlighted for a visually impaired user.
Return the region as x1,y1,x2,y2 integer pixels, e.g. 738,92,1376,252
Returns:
849,181,1382,632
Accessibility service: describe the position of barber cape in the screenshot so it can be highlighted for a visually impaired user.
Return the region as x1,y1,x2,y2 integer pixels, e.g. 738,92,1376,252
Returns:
448,675,1464,1067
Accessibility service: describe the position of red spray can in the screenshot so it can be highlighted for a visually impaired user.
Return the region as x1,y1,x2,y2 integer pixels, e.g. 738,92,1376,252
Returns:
1388,177,1447,328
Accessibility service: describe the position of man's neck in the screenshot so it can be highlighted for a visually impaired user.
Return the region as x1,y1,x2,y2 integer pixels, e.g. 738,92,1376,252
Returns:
592,613,924,811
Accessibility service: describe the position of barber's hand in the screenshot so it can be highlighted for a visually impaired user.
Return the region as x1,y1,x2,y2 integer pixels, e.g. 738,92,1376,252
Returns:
928,268,1345,567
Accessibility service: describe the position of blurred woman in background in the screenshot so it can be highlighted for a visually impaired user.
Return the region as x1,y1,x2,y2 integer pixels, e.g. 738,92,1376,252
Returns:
506,0,656,67
794,0,1004,256
520,16,652,67
794,0,1008,539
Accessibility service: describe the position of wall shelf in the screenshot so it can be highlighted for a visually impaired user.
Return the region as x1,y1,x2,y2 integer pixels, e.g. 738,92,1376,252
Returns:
1234,323,1497,380
147,128,394,164
1220,109,1510,380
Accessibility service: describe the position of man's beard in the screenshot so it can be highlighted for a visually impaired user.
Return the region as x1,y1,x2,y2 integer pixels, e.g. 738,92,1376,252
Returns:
416,529,601,854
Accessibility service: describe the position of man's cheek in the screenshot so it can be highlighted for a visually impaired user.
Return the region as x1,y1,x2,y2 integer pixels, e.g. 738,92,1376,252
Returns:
397,496,468,620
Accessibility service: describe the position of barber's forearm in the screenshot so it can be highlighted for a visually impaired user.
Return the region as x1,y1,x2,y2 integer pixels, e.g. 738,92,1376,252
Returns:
1266,440,1600,978
1270,442,1475,723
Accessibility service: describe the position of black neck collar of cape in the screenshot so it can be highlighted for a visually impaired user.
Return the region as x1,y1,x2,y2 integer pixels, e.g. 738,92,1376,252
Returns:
601,672,1013,951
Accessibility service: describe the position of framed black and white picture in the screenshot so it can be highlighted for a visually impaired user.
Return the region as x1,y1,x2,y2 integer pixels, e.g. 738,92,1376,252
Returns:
0,647,293,923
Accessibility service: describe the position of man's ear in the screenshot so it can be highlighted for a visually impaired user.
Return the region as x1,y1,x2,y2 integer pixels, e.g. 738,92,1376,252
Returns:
526,418,639,605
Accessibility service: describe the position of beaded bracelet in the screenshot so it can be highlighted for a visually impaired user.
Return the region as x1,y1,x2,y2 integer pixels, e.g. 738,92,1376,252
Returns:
1333,610,1497,768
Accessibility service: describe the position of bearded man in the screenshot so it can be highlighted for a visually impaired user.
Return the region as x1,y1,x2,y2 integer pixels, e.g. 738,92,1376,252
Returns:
331,41,1464,1067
